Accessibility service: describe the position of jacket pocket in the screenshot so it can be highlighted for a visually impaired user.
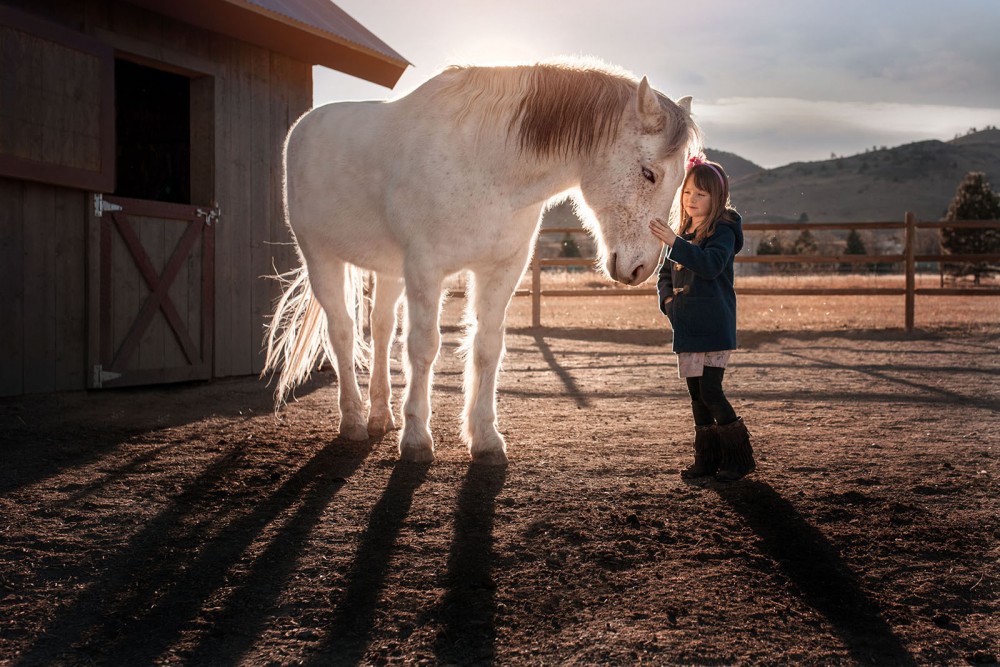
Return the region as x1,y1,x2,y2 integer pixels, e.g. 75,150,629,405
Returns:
676,297,722,337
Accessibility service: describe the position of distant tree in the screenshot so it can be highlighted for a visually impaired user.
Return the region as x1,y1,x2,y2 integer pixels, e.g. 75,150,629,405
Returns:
560,232,581,258
756,234,783,255
756,233,786,275
845,229,866,254
793,229,818,254
840,229,868,273
797,212,809,223
559,232,582,273
792,229,819,272
940,171,1000,285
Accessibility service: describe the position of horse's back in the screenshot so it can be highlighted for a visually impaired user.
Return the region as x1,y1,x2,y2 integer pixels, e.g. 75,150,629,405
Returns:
286,100,391,191
283,67,546,274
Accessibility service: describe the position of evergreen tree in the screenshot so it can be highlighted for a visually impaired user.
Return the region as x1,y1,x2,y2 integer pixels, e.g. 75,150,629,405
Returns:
792,229,819,273
756,234,783,255
756,234,785,275
559,233,581,258
840,229,868,273
845,229,867,254
793,229,818,254
941,172,1000,285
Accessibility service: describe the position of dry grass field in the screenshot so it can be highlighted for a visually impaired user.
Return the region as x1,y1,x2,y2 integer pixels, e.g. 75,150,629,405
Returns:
2,273,998,666
499,272,1000,334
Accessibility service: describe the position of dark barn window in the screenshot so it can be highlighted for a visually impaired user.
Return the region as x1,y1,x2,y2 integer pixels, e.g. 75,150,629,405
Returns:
114,59,190,203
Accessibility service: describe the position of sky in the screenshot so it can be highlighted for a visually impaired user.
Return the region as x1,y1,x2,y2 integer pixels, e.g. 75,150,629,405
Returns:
313,0,1000,168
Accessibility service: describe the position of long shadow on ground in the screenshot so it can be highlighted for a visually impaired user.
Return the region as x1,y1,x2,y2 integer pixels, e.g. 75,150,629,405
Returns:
13,437,373,667
0,374,328,495
308,461,431,665
433,464,507,665
715,480,916,666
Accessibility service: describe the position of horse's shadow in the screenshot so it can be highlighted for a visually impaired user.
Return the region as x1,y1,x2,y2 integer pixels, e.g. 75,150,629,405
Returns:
309,460,432,665
433,464,507,664
13,435,376,667
714,480,916,666
310,462,507,666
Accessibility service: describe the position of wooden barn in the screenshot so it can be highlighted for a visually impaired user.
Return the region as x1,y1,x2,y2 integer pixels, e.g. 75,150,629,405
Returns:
0,0,407,396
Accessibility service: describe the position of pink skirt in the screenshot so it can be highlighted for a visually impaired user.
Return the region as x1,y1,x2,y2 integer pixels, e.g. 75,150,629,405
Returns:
676,350,732,379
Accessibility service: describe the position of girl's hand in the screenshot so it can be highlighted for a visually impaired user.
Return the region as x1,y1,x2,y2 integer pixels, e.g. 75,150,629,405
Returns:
648,217,677,246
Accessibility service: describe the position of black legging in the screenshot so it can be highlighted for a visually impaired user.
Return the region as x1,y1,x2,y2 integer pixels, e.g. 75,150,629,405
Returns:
686,366,737,427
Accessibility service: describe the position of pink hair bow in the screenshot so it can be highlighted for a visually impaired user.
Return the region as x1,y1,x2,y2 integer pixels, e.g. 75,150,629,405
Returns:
685,153,726,186
686,154,708,171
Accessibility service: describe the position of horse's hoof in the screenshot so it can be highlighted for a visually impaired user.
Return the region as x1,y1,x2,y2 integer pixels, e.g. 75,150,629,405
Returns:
471,448,508,466
399,444,434,463
470,429,507,466
367,411,396,437
340,417,369,442
399,428,434,462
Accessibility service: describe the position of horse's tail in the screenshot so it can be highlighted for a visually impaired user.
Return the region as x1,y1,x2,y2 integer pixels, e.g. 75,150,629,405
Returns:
261,258,370,410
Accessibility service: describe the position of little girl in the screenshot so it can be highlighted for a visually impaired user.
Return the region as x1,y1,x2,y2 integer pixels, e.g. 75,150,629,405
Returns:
648,155,755,482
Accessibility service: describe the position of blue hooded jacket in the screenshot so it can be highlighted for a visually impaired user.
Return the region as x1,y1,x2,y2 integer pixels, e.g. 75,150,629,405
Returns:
656,211,744,353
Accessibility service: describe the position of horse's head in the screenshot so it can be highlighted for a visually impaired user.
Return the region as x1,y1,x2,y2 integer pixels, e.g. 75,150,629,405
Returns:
578,77,697,285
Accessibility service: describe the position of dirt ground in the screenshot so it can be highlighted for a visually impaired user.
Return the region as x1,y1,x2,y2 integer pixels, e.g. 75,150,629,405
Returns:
2,294,999,666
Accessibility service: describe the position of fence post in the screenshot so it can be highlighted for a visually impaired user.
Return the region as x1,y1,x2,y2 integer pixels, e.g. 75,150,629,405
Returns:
904,211,915,332
531,252,541,327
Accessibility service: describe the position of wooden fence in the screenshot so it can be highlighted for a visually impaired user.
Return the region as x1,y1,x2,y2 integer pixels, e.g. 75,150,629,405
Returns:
523,213,1000,330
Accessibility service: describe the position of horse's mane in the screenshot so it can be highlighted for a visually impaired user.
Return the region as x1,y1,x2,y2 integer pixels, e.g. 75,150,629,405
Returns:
437,61,694,158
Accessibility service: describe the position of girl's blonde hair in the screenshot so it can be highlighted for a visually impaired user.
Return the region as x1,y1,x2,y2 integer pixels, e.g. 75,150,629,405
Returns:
678,159,737,243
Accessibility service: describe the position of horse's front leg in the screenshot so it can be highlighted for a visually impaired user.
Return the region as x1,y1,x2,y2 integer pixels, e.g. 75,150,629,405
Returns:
398,266,443,462
368,273,404,437
464,259,526,465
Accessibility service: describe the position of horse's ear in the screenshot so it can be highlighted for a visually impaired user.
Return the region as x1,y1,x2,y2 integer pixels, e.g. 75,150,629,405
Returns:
636,76,666,132
676,95,693,114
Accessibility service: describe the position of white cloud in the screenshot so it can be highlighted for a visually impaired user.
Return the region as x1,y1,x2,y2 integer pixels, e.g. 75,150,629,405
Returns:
696,97,1000,167
313,0,1000,167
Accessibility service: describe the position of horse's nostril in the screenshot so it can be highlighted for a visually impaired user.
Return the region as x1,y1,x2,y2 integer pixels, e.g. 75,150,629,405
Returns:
609,252,618,280
630,264,643,284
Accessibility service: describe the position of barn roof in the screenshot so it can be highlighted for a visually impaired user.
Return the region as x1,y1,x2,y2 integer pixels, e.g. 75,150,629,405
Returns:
125,0,409,87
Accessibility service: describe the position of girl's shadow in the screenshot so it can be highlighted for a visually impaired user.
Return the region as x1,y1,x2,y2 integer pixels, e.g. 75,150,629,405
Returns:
714,480,916,666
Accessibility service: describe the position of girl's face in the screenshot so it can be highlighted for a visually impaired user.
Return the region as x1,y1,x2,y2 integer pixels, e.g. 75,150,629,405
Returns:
682,178,712,226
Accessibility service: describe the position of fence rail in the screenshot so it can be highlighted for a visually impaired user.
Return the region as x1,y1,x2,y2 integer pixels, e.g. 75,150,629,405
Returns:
525,213,1000,330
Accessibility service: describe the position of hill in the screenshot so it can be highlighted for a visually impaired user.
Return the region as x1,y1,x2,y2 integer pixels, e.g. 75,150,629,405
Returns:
730,129,1000,223
704,148,764,182
538,129,1000,231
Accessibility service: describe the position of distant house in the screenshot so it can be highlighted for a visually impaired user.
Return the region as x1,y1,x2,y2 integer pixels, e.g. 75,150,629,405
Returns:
0,0,407,396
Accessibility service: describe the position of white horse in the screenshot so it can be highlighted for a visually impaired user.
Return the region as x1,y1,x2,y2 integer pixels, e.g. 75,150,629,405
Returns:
263,60,700,465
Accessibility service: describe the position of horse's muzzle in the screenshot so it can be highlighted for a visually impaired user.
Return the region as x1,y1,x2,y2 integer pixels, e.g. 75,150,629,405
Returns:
608,252,651,286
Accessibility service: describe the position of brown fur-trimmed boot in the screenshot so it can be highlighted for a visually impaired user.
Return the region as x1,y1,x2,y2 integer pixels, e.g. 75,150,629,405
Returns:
715,417,756,482
681,424,721,479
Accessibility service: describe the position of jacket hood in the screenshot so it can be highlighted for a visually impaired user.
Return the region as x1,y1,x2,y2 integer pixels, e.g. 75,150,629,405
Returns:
721,210,744,254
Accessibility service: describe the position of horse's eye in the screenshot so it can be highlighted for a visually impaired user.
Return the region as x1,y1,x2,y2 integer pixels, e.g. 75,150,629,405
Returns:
642,167,656,183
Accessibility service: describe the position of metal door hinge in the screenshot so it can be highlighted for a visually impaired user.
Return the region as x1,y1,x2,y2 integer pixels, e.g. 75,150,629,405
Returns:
92,365,121,388
93,193,122,217
197,206,221,226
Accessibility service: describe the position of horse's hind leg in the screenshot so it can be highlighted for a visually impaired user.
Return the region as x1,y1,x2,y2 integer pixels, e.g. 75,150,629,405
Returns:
367,273,404,437
398,265,444,462
463,259,525,465
309,258,368,441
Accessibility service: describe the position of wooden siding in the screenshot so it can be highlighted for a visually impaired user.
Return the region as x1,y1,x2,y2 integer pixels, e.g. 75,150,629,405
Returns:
0,179,88,393
0,0,313,395
0,4,115,191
